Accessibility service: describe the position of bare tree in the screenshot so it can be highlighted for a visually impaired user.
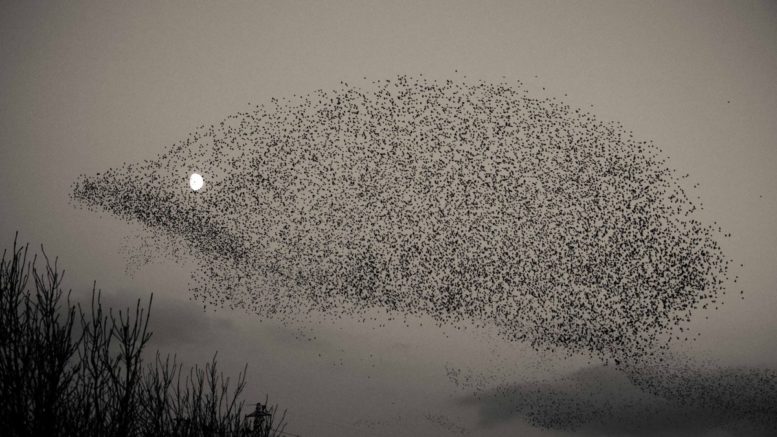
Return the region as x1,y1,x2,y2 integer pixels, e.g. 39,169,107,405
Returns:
0,234,288,437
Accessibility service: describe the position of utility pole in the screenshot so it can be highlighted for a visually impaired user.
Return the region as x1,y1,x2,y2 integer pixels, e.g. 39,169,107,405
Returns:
246,402,272,436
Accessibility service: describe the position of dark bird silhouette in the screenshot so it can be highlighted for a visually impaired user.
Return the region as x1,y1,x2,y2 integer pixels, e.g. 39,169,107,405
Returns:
70,75,733,362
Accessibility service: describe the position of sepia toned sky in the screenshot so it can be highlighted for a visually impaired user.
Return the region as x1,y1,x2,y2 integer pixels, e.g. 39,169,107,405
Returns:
2,1,777,435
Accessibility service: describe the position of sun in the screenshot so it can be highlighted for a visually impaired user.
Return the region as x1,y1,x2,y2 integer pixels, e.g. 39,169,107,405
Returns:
189,173,204,191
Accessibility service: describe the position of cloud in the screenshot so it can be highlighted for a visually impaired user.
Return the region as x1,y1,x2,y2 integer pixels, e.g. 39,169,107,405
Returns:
459,363,777,437
69,285,237,349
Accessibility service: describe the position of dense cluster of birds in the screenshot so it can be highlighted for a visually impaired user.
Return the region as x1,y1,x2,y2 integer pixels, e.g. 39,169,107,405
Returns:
71,74,733,362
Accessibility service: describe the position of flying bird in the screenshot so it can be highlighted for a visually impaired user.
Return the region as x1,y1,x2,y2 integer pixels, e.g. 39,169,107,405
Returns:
71,75,732,361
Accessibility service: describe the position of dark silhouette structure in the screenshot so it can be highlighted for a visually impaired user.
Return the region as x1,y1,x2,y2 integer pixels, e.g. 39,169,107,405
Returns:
0,233,289,437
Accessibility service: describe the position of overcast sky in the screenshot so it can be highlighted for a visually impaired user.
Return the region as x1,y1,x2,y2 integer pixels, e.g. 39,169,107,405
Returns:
2,1,777,436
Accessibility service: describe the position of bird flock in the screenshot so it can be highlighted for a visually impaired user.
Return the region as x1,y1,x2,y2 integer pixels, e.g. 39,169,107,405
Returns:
71,74,734,363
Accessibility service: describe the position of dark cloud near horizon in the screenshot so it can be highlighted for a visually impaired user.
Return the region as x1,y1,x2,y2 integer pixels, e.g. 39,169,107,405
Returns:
460,363,777,436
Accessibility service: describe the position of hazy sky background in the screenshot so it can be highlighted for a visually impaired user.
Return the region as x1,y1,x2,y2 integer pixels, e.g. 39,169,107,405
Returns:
2,1,777,436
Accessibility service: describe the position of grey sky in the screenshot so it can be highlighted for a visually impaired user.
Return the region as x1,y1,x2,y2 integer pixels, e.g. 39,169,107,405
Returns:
2,1,777,435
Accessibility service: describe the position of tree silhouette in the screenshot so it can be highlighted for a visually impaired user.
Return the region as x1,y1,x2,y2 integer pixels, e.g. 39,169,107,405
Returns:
0,233,288,437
